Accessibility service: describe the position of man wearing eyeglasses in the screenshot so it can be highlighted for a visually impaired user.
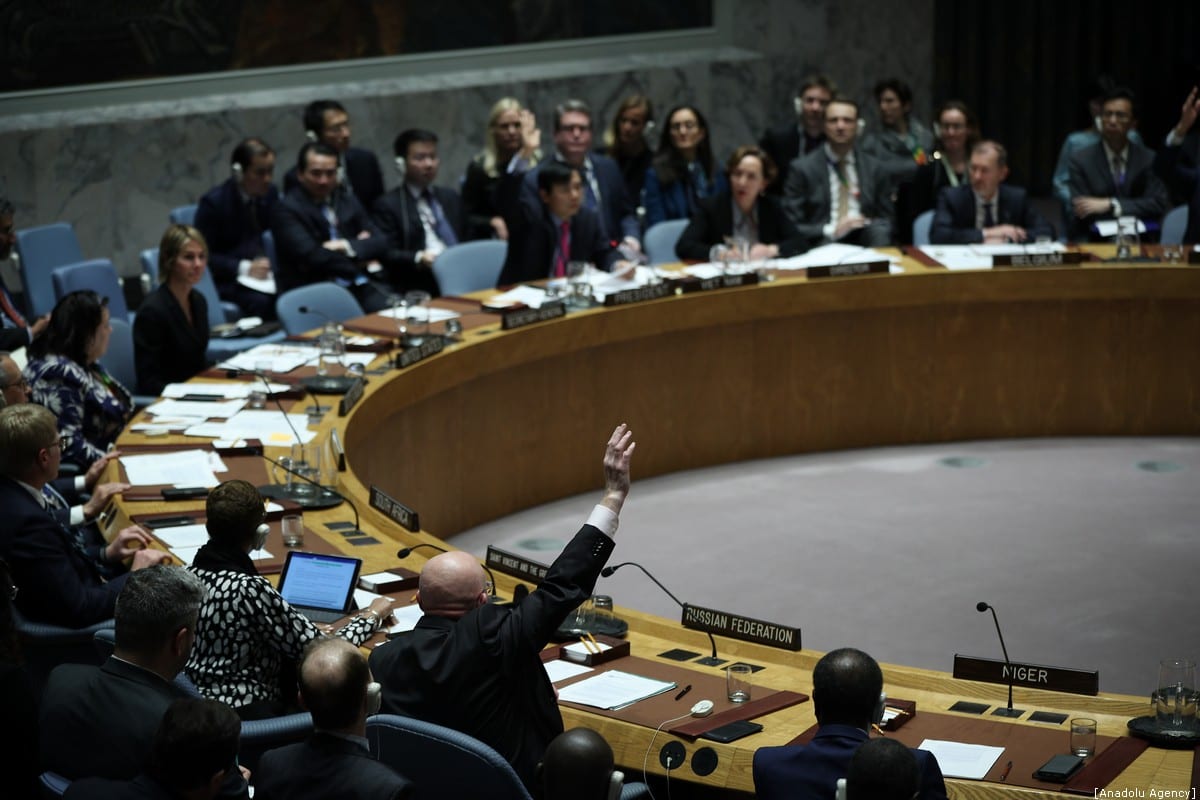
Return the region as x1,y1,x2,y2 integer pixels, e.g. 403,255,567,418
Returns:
370,424,636,790
1068,87,1170,241
0,404,169,626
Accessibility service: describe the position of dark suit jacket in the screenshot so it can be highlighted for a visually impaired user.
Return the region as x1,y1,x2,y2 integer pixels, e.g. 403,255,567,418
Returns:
132,284,209,395
1157,135,1200,243
497,206,619,286
783,146,894,245
0,475,128,626
0,276,32,350
194,178,280,293
513,154,639,243
255,733,413,800
271,186,390,293
1067,140,1170,240
65,774,176,800
676,192,812,260
930,184,1055,244
284,146,386,212
40,657,190,780
368,525,615,788
759,123,824,194
372,184,468,293
753,724,948,800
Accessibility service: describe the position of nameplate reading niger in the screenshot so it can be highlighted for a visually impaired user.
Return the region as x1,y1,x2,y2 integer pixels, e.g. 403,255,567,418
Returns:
682,603,801,651
485,546,549,584
368,485,420,532
501,301,566,330
953,654,1098,696
603,282,674,307
993,252,1085,267
806,260,890,279
395,337,444,369
337,378,364,417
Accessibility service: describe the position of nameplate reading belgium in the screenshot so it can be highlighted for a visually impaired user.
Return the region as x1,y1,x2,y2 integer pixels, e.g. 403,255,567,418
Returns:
682,603,801,651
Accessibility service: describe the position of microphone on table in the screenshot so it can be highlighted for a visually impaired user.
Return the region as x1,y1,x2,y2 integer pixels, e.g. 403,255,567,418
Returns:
396,543,510,603
295,306,358,396
976,601,1021,717
259,452,362,535
602,561,723,666
297,305,343,331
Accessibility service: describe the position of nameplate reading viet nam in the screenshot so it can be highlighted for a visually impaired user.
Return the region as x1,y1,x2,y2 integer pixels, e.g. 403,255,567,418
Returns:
953,654,1099,696
368,485,420,532
485,546,549,584
682,603,802,651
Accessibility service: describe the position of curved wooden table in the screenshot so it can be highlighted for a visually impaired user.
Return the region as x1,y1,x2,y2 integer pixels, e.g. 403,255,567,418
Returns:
116,252,1200,798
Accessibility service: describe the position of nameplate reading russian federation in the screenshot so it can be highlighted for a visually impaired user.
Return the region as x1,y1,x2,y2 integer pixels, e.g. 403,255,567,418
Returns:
677,271,760,294
368,485,420,532
395,337,444,369
682,603,802,651
993,252,1085,267
501,301,566,330
806,260,890,279
603,282,675,307
337,378,364,417
953,654,1099,696
485,546,549,584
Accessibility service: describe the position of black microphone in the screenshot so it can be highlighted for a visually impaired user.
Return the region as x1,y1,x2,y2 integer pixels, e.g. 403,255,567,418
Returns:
603,561,722,666
260,452,361,535
977,601,1021,717
295,307,358,396
396,543,507,603
297,305,341,329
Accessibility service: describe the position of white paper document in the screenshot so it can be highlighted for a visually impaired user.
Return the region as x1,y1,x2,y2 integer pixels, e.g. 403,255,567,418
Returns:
919,243,1065,271
377,306,461,323
237,274,277,295
544,659,594,683
556,670,677,710
120,450,227,488
386,604,425,634
917,739,1005,780
488,285,549,309
775,243,901,270
146,399,247,420
161,381,292,399
218,344,318,374
151,524,211,551
183,409,315,445
1094,218,1147,238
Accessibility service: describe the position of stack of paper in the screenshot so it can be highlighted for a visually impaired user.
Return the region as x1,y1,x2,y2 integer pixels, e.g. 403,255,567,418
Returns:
556,670,677,710
918,243,1065,271
120,450,227,487
184,409,315,444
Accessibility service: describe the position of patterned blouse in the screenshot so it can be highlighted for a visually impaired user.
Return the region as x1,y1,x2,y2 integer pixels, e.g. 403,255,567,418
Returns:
24,353,132,468
186,545,379,710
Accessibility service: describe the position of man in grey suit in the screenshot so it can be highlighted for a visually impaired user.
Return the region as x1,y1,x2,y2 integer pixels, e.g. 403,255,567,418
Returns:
1068,87,1169,241
783,98,894,247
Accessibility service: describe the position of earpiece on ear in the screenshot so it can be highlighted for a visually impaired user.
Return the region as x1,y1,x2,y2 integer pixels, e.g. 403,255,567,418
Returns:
232,162,244,181
305,130,319,143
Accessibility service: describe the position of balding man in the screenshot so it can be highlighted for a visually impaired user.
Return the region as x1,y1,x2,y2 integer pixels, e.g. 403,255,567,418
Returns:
370,424,637,789
537,728,624,800
255,639,413,800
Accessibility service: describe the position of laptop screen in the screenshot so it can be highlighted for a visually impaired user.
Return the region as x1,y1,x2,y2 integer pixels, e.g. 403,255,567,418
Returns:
278,551,363,613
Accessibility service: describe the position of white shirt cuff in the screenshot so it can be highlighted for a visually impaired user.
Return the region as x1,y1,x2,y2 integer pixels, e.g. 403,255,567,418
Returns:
1111,198,1122,218
75,476,87,491
1166,129,1185,148
822,221,837,240
586,504,619,538
238,259,253,277
70,506,85,526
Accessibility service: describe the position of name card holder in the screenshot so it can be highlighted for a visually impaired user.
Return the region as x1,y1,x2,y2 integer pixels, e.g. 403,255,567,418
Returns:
806,260,890,279
395,337,444,369
337,378,365,416
485,545,550,584
993,252,1085,268
329,429,346,472
368,485,420,532
676,271,761,294
681,603,802,651
953,654,1099,696
603,282,676,307
501,301,567,330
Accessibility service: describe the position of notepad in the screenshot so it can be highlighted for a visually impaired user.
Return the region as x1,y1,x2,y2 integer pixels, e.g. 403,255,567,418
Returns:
556,670,677,710
917,739,1004,780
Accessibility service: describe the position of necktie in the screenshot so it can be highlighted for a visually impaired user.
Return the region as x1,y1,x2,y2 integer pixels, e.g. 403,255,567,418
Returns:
424,190,459,247
582,167,598,212
1112,154,1126,188
323,203,339,241
554,220,570,278
834,159,849,223
983,202,995,228
0,285,27,329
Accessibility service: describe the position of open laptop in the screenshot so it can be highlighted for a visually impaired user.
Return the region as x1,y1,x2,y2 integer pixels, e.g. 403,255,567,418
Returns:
277,551,363,624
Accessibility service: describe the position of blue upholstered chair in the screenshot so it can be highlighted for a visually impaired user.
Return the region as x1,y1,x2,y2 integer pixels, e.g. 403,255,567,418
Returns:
1161,205,1188,246
51,259,130,322
169,204,198,226
643,219,690,265
13,608,112,694
100,318,156,408
14,222,85,318
431,240,507,294
38,771,71,798
276,283,364,335
912,209,935,246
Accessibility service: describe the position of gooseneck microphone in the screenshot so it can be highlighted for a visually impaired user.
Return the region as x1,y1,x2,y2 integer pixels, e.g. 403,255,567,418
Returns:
294,308,357,395
397,543,505,602
261,452,362,535
297,305,340,328
976,601,1020,717
603,561,722,666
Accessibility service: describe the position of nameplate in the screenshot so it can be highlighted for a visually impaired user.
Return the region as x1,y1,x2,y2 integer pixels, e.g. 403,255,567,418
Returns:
501,301,566,330
337,378,365,417
953,654,1099,696
993,252,1085,268
395,337,444,369
677,271,761,294
682,603,802,651
368,485,420,532
485,546,550,584
329,428,346,472
806,260,890,279
603,282,675,307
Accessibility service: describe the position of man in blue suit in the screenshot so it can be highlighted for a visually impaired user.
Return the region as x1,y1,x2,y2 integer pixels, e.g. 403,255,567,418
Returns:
506,99,641,255
930,140,1054,244
753,648,947,800
194,138,280,320
0,403,168,627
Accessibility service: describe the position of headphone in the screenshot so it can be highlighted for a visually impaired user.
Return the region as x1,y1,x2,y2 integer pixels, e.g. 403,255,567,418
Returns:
252,522,270,551
231,162,244,181
305,129,319,143
366,681,382,716
393,154,407,180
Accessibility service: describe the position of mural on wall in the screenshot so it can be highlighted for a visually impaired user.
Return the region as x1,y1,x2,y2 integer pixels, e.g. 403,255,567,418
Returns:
0,0,712,93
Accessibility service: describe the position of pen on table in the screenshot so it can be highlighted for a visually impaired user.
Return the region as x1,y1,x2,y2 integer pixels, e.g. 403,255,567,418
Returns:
674,684,692,702
999,760,1012,781
578,636,598,654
